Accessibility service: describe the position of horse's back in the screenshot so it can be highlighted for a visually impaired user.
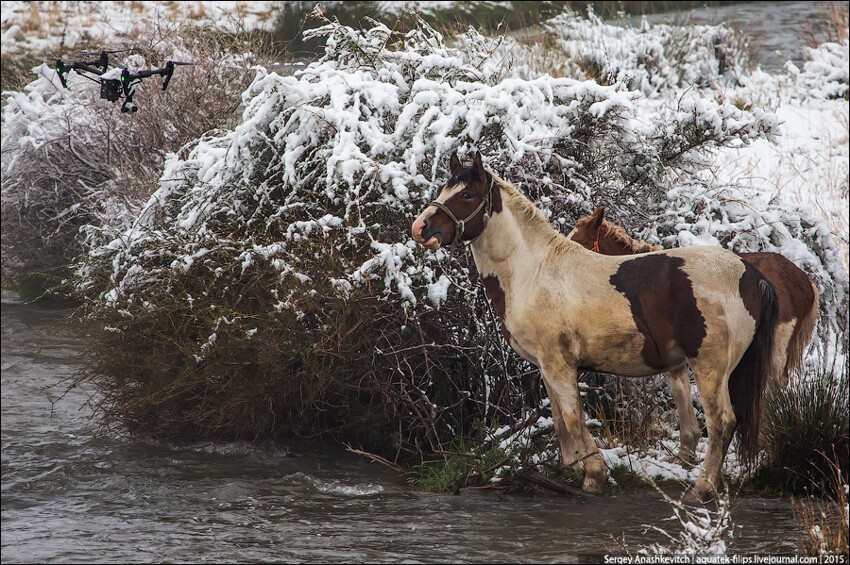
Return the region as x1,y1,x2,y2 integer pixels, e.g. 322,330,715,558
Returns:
738,251,816,325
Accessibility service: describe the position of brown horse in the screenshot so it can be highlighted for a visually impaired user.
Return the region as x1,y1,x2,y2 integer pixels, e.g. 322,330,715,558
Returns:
568,208,819,460
412,152,778,501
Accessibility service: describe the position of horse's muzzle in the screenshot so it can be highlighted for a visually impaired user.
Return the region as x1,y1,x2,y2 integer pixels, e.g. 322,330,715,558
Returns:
412,214,442,250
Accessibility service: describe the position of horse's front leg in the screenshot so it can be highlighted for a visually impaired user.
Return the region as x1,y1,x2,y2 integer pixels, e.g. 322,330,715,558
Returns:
540,360,607,492
541,379,584,479
668,365,701,463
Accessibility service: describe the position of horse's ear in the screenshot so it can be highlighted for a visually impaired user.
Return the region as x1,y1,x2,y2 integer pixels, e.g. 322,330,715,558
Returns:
589,207,605,229
472,151,486,181
450,152,462,174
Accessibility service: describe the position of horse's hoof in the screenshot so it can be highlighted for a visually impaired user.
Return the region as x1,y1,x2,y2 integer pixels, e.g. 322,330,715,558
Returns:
680,486,703,505
582,468,607,492
694,479,718,503
582,476,603,492
571,465,585,481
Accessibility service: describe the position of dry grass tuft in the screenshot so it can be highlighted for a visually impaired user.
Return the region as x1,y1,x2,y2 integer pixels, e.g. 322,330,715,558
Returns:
799,2,850,48
793,458,849,557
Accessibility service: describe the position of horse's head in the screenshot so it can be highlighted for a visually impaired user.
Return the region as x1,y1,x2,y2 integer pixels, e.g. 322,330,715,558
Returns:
411,151,494,251
569,208,658,255
569,207,633,255
568,207,608,253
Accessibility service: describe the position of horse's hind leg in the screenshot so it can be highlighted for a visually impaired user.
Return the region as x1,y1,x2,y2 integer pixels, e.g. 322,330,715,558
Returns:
691,363,736,502
540,362,607,492
668,365,701,463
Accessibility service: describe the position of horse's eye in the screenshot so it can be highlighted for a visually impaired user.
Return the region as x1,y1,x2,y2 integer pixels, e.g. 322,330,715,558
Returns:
462,192,472,200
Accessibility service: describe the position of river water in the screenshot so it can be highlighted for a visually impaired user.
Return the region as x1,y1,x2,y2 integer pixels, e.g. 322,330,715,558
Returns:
634,0,832,72
0,296,803,562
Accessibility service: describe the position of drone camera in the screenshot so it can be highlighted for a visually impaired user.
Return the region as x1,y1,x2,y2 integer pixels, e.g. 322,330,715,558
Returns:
101,79,123,102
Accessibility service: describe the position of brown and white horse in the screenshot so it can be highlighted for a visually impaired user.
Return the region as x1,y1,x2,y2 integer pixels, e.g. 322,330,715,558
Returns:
411,152,779,501
568,207,819,460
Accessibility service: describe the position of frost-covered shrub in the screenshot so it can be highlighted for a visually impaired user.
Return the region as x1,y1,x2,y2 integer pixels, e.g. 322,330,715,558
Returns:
655,180,849,336
0,25,264,294
2,63,120,290
796,39,850,100
544,9,749,97
73,15,821,458
640,488,733,556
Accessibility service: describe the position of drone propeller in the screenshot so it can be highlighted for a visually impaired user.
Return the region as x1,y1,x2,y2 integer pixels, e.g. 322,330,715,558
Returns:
75,48,131,56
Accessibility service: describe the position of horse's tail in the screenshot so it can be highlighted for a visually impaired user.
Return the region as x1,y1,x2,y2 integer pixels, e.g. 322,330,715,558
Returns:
782,280,819,382
728,277,778,468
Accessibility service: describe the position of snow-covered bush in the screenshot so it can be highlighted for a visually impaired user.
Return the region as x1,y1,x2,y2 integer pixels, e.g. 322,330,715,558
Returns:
796,39,850,100
72,14,837,461
1,24,265,294
640,488,733,556
655,180,849,336
544,9,749,97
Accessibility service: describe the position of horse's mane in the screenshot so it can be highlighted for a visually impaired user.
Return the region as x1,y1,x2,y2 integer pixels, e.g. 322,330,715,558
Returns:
574,214,661,254
492,173,580,256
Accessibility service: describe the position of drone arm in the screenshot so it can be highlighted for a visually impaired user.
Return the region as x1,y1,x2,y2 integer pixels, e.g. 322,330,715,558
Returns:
126,68,167,80
73,62,109,75
122,63,176,91
55,60,107,88
77,52,109,70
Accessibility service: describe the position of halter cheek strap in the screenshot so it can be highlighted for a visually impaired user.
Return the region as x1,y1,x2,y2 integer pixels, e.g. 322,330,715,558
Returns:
591,224,601,253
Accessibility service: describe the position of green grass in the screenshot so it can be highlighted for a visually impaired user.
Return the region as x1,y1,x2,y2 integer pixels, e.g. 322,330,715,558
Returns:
407,442,507,492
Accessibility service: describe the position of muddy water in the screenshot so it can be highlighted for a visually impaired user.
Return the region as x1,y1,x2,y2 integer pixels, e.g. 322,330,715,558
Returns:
1,298,801,563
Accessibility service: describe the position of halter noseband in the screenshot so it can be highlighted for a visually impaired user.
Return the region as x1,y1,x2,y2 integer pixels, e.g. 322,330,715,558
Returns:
428,173,495,253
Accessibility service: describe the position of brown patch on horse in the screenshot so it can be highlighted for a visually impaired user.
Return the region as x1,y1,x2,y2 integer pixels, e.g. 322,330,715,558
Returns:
737,259,764,320
739,252,818,376
609,255,706,370
481,274,511,341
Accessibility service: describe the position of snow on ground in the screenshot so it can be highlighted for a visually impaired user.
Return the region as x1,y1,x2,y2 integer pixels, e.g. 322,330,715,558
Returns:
0,1,280,53
489,408,741,487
